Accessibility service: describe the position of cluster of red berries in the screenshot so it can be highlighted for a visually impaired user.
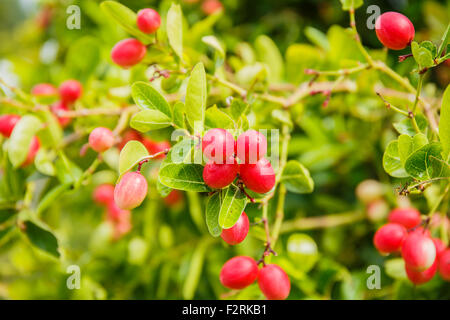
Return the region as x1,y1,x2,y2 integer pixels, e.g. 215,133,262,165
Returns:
32,79,82,128
202,128,275,194
111,8,161,68
0,114,40,167
373,207,450,285
375,12,415,50
93,184,131,240
220,256,290,300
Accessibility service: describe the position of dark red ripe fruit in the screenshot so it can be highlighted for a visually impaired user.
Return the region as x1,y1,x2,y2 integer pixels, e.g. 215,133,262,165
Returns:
111,38,147,68
118,129,143,151
137,8,161,34
375,12,415,50
405,258,437,285
89,127,115,152
22,136,40,167
236,129,267,164
114,171,148,210
201,0,223,15
31,83,57,97
219,256,259,289
59,79,82,103
202,128,235,163
50,101,71,127
373,223,407,254
93,184,115,206
239,158,275,194
163,190,183,206
438,249,450,280
221,212,249,245
258,264,291,300
388,207,421,229
143,138,170,159
203,158,238,189
0,114,20,137
402,232,436,271
433,238,446,258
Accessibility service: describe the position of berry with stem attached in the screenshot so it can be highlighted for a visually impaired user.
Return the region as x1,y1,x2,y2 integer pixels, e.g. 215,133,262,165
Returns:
221,212,249,245
220,256,259,289
203,157,239,189
388,207,421,229
257,264,290,300
239,158,275,194
111,38,147,68
236,129,267,164
202,128,235,163
114,171,148,210
89,127,115,153
137,8,161,34
373,223,407,254
375,12,415,50
402,231,436,271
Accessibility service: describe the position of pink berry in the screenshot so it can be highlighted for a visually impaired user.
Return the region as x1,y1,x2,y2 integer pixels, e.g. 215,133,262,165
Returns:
221,212,249,245
373,223,407,254
50,101,71,128
88,127,115,152
258,264,290,300
202,128,235,164
405,258,437,285
137,8,161,34
203,157,238,189
59,79,82,103
93,184,115,206
163,190,183,206
402,231,436,271
114,171,148,210
438,249,450,281
388,207,421,229
106,200,130,222
0,114,20,138
375,12,415,50
219,256,259,289
22,136,40,167
239,158,275,194
111,38,147,68
201,0,223,15
236,129,267,164
31,83,57,97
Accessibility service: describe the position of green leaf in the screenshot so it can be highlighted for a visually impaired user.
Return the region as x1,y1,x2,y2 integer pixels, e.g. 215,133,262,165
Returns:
339,0,363,10
100,1,153,43
383,140,409,178
35,148,56,176
159,162,209,192
412,41,434,68
182,240,209,299
255,35,284,83
437,23,450,57
218,184,247,229
8,115,42,167
286,44,323,84
304,26,330,51
420,41,437,58
166,3,183,60
439,84,450,160
23,220,59,258
281,160,314,194
205,192,222,237
157,178,172,197
230,99,249,120
66,36,101,80
185,62,207,133
37,183,71,214
131,81,172,118
205,105,234,129
398,133,428,166
36,110,63,148
118,140,149,177
272,109,293,129
202,35,225,58
130,109,172,132
392,114,428,136
404,142,446,180
173,101,186,129
54,153,83,184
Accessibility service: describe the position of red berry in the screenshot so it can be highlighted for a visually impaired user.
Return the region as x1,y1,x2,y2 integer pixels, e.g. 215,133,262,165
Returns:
59,79,82,103
373,223,407,254
111,38,147,68
201,0,223,15
258,264,290,300
50,101,71,127
375,12,415,50
203,157,238,189
432,238,446,258
118,129,143,151
114,171,148,210
239,158,275,194
89,127,115,152
163,190,183,206
438,249,450,280
137,8,161,34
236,129,267,164
143,138,170,159
93,184,115,206
106,200,130,222
221,212,249,245
388,207,421,229
0,114,20,138
405,258,437,285
219,256,259,289
402,231,436,271
202,128,235,163
31,83,57,97
22,136,40,167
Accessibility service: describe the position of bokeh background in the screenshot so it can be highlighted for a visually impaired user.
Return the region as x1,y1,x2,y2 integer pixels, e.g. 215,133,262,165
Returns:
0,0,449,299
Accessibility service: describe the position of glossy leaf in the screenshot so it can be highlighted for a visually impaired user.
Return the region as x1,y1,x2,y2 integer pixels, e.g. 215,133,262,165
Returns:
382,140,409,178
130,109,172,132
281,160,314,193
392,114,428,136
439,84,450,160
218,184,247,229
8,115,42,168
205,191,222,237
118,140,149,176
404,142,446,180
185,63,207,133
131,81,172,118
166,3,183,60
23,220,60,258
398,133,428,166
